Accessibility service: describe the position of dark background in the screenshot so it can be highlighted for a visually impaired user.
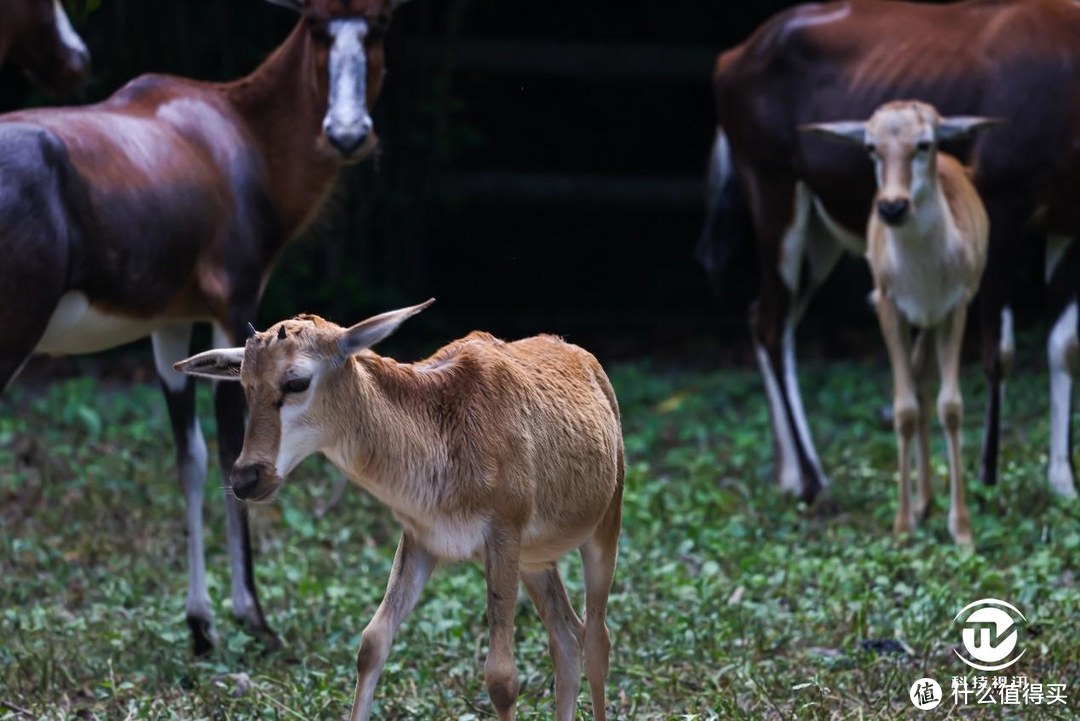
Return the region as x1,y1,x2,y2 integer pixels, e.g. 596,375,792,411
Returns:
5,0,1045,366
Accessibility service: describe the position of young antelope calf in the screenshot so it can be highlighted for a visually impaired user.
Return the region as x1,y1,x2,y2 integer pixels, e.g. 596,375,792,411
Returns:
174,300,624,721
805,101,999,544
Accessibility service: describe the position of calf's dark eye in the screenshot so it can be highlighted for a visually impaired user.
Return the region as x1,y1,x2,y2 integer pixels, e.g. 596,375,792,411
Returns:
916,141,932,152
282,377,311,394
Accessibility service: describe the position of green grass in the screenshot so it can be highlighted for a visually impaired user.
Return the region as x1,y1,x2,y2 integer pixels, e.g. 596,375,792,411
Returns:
1,354,1077,720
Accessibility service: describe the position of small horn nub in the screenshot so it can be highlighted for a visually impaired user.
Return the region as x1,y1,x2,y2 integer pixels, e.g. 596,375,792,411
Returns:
278,325,287,340
246,322,257,339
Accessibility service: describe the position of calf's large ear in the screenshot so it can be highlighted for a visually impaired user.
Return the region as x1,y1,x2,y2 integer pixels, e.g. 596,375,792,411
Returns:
174,348,246,380
936,116,1004,141
798,120,868,146
340,299,435,357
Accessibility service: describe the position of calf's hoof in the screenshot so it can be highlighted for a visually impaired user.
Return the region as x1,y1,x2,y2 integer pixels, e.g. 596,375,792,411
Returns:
949,515,973,546
892,511,916,537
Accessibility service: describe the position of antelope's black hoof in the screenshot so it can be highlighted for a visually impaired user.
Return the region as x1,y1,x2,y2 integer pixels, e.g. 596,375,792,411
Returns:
187,615,217,657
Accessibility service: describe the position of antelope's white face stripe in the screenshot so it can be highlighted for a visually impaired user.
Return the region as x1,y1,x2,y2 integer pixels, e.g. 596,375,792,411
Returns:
53,0,89,56
324,19,373,149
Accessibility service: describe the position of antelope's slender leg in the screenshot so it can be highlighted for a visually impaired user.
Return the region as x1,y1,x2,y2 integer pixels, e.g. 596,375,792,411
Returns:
522,568,584,721
212,321,278,647
977,199,1027,487
483,522,523,721
580,483,622,721
1047,300,1078,498
749,180,832,502
911,328,936,522
937,304,973,545
152,325,216,655
349,532,435,721
1046,235,1079,498
874,291,918,536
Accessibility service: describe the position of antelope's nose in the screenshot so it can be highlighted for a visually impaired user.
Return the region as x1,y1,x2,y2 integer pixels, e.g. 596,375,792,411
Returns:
231,464,266,500
324,116,372,158
877,198,911,225
327,131,367,157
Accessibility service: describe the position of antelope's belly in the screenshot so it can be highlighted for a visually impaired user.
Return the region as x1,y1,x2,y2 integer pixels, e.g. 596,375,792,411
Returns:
392,511,595,569
35,291,176,355
397,512,489,562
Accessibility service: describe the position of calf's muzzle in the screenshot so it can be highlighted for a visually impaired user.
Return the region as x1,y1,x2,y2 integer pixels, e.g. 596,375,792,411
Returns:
231,463,279,502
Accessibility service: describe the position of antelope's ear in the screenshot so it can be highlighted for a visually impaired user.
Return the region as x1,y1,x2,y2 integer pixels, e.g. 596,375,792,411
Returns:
799,121,868,146
265,0,303,13
340,299,435,356
936,116,1005,141
173,348,245,380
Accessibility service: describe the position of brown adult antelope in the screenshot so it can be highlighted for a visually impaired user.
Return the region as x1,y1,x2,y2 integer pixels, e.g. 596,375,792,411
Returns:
806,101,997,543
174,301,625,721
0,0,413,655
699,0,1080,503
1,0,90,95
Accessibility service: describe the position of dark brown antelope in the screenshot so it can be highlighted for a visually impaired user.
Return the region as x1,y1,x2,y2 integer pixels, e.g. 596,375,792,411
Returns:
0,0,412,655
700,0,1080,503
806,101,997,543
174,301,625,721
0,0,90,95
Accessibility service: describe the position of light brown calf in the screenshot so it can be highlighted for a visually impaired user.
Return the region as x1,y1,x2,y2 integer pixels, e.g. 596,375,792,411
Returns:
805,101,998,544
174,300,624,721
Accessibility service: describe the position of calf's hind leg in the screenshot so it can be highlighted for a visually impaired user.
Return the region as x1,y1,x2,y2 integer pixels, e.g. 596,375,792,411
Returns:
580,483,622,720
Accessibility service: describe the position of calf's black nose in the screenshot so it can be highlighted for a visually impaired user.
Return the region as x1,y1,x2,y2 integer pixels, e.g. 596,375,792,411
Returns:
231,464,263,500
877,198,911,225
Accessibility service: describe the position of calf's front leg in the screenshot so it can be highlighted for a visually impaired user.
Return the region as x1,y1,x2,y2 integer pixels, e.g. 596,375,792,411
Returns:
873,291,919,536
350,532,435,721
484,522,523,721
911,329,935,521
937,304,973,545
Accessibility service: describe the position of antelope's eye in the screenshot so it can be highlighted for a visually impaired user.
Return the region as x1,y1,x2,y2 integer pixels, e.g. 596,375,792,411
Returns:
916,141,932,152
282,377,311,395
865,143,876,154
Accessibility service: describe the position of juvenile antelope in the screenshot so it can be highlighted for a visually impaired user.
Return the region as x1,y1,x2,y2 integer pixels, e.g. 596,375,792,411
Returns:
174,300,624,721
704,0,1080,503
805,101,999,544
